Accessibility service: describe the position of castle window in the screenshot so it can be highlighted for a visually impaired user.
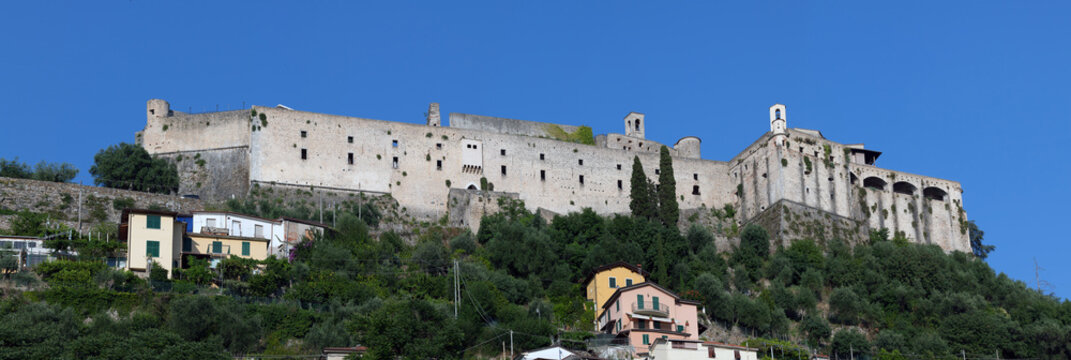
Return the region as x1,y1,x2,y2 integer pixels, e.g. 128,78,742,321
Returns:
501,165,507,176
540,153,545,160
762,173,767,179
348,136,354,143
347,153,354,165
635,119,641,131
392,157,398,169
392,140,398,148
799,147,804,153
500,149,506,156
436,160,442,170
618,180,623,189
436,143,442,150
472,144,477,149
579,175,584,185
578,159,584,166
300,130,307,138
693,173,698,180
300,148,307,160
863,176,887,190
693,185,701,195
655,169,660,175
617,164,622,170
923,187,948,201
540,170,546,181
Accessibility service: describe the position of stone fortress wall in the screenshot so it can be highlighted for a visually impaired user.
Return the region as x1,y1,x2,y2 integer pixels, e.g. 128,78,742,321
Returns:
139,100,970,253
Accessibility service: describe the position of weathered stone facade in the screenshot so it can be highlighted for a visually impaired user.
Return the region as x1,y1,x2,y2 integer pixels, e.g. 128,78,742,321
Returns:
0,177,203,230
139,100,970,253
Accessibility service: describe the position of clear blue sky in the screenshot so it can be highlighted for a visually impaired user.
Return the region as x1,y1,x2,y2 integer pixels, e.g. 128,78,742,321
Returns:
1,2,1068,298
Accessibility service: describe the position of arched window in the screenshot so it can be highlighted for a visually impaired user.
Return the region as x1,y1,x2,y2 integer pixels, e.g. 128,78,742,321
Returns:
775,109,781,120
893,181,917,195
863,176,886,190
635,119,641,131
923,187,947,201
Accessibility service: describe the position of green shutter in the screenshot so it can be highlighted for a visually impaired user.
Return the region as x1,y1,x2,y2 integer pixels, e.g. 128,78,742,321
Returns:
616,300,620,311
212,241,222,254
609,277,616,288
653,296,660,310
642,334,649,345
146,241,160,257
147,215,161,229
637,294,644,309
242,242,250,256
182,237,192,252
677,325,684,332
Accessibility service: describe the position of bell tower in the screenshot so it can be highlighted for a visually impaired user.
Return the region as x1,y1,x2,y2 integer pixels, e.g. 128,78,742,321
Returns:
769,104,786,146
624,112,645,139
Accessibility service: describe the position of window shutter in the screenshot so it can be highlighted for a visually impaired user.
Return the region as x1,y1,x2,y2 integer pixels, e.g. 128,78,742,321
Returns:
242,242,250,256
637,294,644,309
146,241,159,257
147,215,161,229
212,241,222,254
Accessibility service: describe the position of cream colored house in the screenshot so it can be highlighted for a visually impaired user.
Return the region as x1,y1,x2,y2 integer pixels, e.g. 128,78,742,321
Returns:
584,262,647,325
120,209,184,278
647,338,758,360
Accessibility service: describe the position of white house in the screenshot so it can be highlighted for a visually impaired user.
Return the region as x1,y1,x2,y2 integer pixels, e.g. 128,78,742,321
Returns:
516,346,577,360
190,211,328,258
647,338,758,360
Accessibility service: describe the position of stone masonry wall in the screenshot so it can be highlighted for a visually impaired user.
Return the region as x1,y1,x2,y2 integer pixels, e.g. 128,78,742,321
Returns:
0,177,203,231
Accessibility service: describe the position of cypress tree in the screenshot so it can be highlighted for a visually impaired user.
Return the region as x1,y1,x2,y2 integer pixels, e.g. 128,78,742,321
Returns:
657,146,679,226
629,156,656,219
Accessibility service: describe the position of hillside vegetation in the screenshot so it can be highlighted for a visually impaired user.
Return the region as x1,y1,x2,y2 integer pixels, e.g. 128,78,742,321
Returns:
0,195,1068,359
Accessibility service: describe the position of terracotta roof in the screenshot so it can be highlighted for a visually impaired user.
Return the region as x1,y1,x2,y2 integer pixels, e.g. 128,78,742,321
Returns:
581,261,649,287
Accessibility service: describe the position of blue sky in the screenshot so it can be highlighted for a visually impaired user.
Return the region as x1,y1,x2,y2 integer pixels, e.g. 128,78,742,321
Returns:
1,2,1068,298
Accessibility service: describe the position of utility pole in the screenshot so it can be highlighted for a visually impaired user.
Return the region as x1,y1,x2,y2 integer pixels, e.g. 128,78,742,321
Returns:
454,260,460,319
77,189,83,231
961,350,966,360
318,194,323,223
509,330,513,359
1034,257,1051,293
332,201,336,227
850,344,854,360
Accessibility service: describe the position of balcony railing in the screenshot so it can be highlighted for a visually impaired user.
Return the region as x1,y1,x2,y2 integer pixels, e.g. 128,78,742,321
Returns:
631,302,669,317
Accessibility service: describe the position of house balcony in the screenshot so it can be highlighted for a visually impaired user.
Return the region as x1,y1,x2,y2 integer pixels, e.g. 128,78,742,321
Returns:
631,302,669,317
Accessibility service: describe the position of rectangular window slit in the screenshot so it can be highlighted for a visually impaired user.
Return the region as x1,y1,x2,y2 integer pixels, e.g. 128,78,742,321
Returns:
301,148,307,160
347,153,354,165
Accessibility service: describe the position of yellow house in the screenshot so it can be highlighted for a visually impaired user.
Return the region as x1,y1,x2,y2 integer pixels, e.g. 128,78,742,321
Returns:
583,261,647,324
120,209,184,279
184,233,270,262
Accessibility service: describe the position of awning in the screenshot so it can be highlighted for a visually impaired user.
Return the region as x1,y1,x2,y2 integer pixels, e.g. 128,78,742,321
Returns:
629,314,672,323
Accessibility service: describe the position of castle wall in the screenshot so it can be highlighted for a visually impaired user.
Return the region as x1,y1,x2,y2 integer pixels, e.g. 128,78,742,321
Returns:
448,113,581,138
157,148,250,201
142,109,250,154
852,165,969,252
246,106,735,222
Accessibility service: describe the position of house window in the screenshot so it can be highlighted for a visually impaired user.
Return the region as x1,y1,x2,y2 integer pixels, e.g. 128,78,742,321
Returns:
182,237,192,252
637,320,647,329
616,300,620,311
693,185,701,195
637,294,644,309
677,325,684,332
301,148,307,160
653,321,662,330
146,240,160,257
500,149,506,156
436,160,442,170
609,277,617,288
392,140,398,147
254,225,264,238
540,170,546,181
392,157,399,169
694,173,698,180
300,130,307,138
501,166,507,175
212,241,223,254
617,180,623,189
206,218,216,228
347,136,353,143
626,278,633,286
348,153,354,165
241,241,250,256
653,296,660,310
540,153,545,160
708,347,717,358
734,350,741,359
642,334,650,345
578,159,583,166
579,175,584,185
146,215,161,229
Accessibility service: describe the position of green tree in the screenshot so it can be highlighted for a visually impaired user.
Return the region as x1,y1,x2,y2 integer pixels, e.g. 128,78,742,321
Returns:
968,220,994,259
831,328,870,358
829,287,862,324
629,156,656,219
31,161,79,182
10,211,47,236
800,313,831,348
656,146,679,226
89,143,178,194
739,224,770,260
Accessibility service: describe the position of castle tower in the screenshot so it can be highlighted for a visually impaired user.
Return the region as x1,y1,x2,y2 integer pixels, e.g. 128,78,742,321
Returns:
624,112,645,139
769,104,786,146
147,99,170,120
427,102,441,127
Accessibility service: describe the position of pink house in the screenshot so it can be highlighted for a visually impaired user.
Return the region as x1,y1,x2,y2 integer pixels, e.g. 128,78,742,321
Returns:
596,282,705,356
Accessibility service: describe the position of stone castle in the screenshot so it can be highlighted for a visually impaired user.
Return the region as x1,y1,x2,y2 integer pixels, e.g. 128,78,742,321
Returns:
137,99,970,253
